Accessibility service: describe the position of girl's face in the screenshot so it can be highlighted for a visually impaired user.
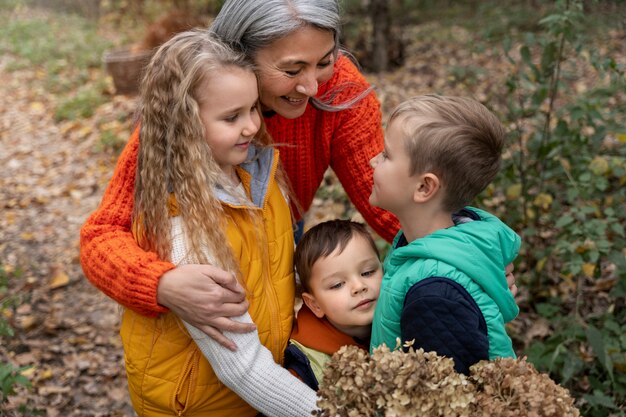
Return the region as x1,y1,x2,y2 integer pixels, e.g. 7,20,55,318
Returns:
254,25,336,119
197,66,261,178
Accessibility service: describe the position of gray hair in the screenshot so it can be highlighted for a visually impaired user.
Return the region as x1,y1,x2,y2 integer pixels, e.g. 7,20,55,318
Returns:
210,0,371,112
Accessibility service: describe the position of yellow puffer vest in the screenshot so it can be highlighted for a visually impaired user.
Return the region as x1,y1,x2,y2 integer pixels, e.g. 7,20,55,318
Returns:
120,148,295,416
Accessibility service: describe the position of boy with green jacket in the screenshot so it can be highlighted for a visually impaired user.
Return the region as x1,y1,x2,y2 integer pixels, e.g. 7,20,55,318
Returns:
368,95,520,374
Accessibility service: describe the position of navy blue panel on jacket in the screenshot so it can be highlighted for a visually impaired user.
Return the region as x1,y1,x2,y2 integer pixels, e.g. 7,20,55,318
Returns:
401,277,489,374
283,343,319,390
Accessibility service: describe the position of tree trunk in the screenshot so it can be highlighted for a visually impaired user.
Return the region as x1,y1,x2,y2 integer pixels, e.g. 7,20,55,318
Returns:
370,0,391,72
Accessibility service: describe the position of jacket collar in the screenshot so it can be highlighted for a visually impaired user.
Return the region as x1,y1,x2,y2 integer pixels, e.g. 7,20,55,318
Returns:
215,145,277,208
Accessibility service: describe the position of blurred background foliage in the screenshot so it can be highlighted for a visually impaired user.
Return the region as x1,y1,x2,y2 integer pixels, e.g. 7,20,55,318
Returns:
0,0,624,415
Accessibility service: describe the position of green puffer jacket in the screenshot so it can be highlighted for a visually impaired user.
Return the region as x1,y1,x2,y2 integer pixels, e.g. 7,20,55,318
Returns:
371,207,520,360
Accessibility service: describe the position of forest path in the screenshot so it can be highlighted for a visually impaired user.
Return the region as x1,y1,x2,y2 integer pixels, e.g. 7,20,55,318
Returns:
0,53,136,415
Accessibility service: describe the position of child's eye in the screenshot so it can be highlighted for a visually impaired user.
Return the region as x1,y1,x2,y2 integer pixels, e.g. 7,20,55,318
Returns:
329,282,344,290
363,266,381,277
224,114,238,122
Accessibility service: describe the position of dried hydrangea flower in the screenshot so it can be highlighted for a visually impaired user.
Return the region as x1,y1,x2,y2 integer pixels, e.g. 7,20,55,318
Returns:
316,346,580,417
469,357,580,417
317,345,476,416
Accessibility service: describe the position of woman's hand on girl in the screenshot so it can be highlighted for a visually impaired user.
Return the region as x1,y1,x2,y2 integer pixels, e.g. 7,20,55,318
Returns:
157,264,255,351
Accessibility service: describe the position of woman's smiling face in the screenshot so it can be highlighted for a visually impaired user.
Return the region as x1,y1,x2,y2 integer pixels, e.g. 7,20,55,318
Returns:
253,25,336,119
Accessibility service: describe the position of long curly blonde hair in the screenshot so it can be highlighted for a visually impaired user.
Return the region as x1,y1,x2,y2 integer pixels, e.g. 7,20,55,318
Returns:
132,29,281,276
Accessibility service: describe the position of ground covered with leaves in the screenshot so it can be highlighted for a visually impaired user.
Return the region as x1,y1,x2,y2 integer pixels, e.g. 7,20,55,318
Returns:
0,2,624,416
0,7,138,415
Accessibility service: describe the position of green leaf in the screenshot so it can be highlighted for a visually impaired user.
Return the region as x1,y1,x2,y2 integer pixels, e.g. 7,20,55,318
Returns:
0,322,14,338
586,325,614,381
610,223,625,237
548,342,567,373
502,37,513,55
540,41,558,76
520,45,532,65
582,390,618,409
539,13,564,27
525,342,550,370
14,374,30,387
555,214,575,228
536,302,561,318
0,365,11,382
561,352,583,384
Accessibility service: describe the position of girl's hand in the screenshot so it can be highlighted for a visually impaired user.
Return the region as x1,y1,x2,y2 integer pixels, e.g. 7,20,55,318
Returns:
157,264,255,351
505,263,518,297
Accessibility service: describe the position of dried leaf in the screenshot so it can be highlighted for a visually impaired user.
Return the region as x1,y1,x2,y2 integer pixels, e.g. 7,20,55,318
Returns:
581,263,596,278
49,266,70,289
39,385,71,396
16,315,38,330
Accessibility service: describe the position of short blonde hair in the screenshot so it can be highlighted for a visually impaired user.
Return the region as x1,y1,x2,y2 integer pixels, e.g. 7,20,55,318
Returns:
389,95,505,212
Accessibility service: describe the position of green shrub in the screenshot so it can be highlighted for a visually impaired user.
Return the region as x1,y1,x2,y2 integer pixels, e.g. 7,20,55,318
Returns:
0,266,33,411
491,0,626,414
54,84,107,121
0,4,113,124
0,10,111,80
97,128,128,153
0,363,31,404
0,266,18,338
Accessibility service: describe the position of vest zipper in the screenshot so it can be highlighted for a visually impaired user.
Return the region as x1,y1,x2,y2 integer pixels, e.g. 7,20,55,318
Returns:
262,157,284,360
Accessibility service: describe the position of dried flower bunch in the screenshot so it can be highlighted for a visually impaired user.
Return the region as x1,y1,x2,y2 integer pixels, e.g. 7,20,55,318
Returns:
315,343,579,417
470,356,580,417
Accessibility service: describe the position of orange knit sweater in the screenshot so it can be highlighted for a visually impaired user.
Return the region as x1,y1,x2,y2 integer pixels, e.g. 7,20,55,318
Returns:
80,55,399,316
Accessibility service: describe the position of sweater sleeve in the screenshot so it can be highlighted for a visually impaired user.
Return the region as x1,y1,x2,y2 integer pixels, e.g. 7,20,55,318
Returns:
328,58,399,242
79,126,172,316
184,316,319,416
400,277,489,375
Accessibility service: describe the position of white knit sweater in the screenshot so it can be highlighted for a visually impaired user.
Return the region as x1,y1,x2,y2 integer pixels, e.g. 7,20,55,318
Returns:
170,216,319,417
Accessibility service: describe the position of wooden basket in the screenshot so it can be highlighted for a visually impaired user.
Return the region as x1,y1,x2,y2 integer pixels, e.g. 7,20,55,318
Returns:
103,48,153,95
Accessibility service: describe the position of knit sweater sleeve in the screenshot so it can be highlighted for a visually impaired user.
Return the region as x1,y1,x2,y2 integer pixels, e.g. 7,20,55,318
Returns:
79,127,172,316
328,57,399,242
184,318,319,416
401,278,489,375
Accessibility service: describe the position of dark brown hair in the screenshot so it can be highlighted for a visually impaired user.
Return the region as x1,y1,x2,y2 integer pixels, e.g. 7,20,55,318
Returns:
294,220,379,293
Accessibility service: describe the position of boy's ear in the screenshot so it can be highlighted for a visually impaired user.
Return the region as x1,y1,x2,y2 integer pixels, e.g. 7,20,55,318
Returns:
302,292,325,319
413,173,441,203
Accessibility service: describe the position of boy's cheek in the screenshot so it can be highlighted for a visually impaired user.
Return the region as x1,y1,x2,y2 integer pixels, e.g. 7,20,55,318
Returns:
369,300,379,313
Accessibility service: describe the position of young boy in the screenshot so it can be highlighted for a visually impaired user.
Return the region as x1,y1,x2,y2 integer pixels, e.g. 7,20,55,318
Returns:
368,94,520,374
285,220,383,390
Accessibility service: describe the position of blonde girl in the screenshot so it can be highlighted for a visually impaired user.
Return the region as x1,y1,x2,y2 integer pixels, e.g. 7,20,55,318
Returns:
123,30,317,417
